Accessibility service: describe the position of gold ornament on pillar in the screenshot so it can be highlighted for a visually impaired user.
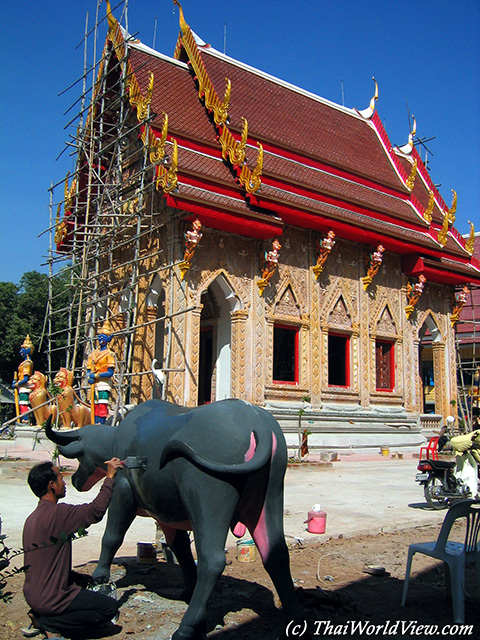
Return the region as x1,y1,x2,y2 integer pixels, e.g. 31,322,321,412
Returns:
312,230,336,280
451,285,469,327
257,239,281,295
179,218,203,280
405,274,426,319
362,244,385,290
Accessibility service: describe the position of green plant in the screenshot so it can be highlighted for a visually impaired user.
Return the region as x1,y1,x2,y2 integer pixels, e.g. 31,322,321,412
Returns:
297,396,312,461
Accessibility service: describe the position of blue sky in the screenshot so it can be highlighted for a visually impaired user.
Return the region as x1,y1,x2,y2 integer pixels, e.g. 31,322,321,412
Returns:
1,0,479,285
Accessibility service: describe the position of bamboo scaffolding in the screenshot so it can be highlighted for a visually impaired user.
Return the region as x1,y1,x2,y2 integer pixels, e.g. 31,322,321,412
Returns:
45,0,191,420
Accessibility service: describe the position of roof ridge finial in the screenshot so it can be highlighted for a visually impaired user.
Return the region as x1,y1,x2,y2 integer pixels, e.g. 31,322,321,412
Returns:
358,77,378,119
399,115,417,154
105,0,117,31
173,0,189,35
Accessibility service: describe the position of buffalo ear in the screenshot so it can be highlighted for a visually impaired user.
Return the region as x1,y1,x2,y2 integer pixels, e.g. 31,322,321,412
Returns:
58,441,85,459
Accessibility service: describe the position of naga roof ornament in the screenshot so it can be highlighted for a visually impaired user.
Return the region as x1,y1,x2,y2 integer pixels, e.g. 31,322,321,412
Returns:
423,190,434,224
219,117,248,166
465,221,475,254
239,143,263,194
447,190,457,225
156,140,178,194
105,3,176,191
173,0,231,126
406,158,418,191
358,77,378,119
172,0,262,193
437,209,449,247
54,203,67,246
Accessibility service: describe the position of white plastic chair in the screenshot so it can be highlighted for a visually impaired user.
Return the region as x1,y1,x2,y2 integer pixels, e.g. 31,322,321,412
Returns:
401,499,480,623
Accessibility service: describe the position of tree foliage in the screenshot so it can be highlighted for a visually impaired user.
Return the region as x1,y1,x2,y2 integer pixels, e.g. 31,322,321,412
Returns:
0,271,71,384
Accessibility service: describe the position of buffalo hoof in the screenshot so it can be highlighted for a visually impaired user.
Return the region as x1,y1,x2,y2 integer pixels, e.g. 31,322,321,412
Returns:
90,575,111,586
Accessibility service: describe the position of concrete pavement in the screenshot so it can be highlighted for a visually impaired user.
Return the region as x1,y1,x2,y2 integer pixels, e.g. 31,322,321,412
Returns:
0,439,446,568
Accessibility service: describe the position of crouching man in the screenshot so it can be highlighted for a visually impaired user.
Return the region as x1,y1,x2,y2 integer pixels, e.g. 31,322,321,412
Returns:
22,458,123,639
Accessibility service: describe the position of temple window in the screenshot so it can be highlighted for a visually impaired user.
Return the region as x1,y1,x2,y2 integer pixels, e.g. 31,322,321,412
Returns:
375,339,395,391
328,333,350,387
273,324,298,384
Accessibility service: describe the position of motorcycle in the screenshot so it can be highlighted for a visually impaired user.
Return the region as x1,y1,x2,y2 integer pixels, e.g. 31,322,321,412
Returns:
0,423,14,439
415,430,480,510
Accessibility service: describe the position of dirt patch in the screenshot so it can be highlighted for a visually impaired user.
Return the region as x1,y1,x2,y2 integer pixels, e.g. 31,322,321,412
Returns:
2,523,479,639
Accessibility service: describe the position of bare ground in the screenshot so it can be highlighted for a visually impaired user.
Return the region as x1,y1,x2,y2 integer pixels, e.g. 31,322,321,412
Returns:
2,522,479,640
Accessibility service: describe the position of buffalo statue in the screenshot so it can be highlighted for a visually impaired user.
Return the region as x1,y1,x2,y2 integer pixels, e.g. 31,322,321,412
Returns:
45,398,305,639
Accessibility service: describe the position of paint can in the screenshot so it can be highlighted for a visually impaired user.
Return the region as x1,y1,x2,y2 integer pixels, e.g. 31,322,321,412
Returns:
136,541,157,564
236,539,256,563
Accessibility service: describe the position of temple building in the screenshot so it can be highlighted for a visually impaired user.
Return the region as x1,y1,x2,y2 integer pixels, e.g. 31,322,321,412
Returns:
49,1,480,450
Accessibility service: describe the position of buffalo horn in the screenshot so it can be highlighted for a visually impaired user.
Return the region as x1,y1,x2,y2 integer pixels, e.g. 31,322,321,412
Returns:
44,415,82,445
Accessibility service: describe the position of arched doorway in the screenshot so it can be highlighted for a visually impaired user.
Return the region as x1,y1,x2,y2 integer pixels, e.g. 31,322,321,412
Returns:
419,315,442,414
198,274,240,404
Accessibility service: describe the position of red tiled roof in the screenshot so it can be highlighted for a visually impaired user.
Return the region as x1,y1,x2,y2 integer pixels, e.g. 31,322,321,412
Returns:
263,151,423,226
121,36,480,284
199,47,406,190
129,46,215,143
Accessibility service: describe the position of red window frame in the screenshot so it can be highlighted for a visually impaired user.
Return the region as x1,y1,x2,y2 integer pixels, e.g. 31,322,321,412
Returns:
328,332,350,388
375,339,395,391
273,323,299,385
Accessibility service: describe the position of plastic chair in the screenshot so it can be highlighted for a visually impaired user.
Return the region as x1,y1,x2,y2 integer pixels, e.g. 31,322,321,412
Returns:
401,499,480,623
419,436,439,461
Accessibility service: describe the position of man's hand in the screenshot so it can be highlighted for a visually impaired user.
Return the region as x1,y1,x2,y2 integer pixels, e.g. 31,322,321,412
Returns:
105,457,124,478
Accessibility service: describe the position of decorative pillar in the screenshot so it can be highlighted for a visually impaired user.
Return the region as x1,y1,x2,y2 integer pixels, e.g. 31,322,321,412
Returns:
185,306,202,405
230,309,249,399
320,322,329,392
432,342,447,417
411,337,422,413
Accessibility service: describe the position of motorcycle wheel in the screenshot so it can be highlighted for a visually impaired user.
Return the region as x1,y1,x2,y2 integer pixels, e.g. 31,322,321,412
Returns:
424,476,449,510
1,427,12,440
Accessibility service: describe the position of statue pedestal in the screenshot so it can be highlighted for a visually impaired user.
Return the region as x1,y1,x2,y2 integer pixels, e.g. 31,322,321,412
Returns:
311,264,324,280
362,275,373,290
256,278,268,296
14,424,54,452
178,260,191,280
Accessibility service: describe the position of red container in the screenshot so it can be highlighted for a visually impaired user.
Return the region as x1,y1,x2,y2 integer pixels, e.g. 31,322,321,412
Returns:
305,509,327,534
